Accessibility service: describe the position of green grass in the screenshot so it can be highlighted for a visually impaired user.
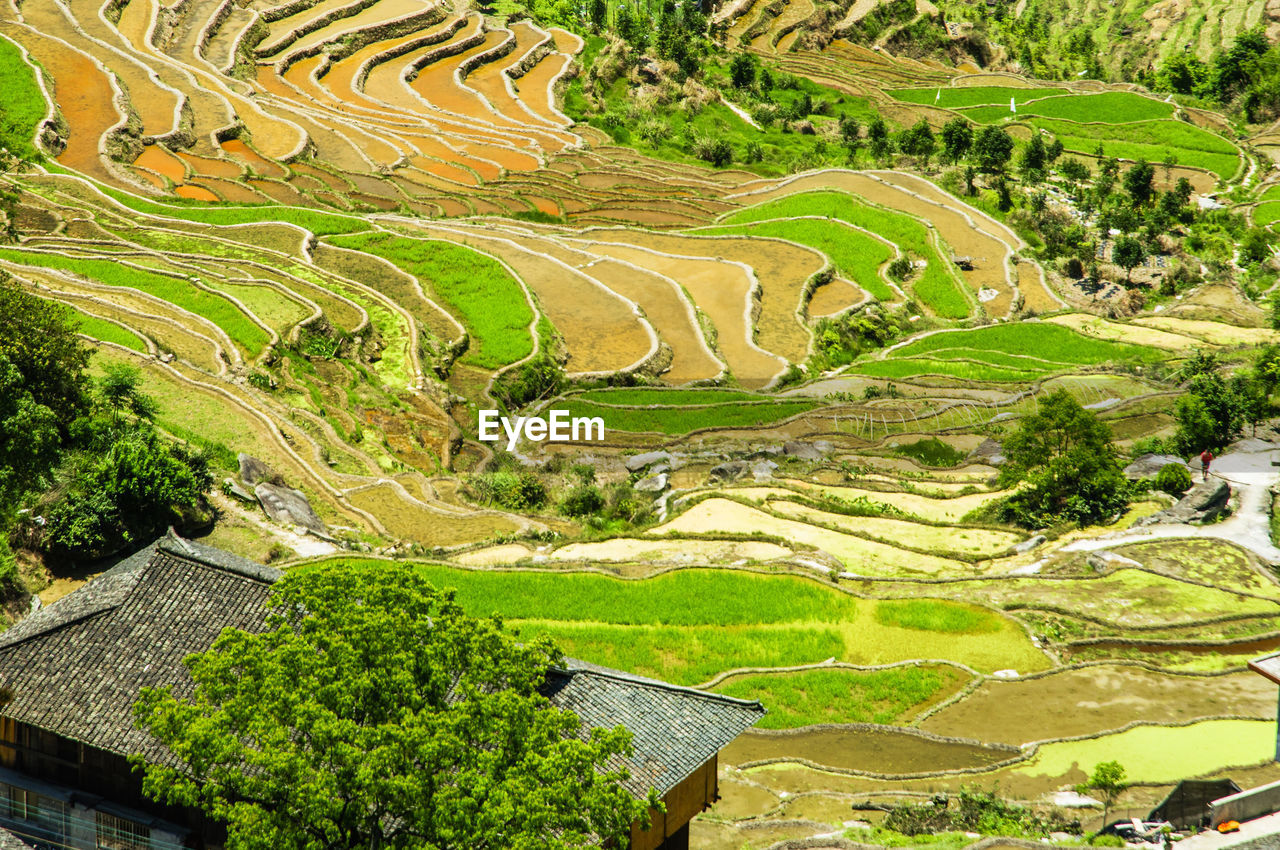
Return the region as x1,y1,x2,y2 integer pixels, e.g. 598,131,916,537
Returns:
1030,118,1241,179
71,309,148,352
1017,719,1275,783
557,398,819,433
526,622,847,686
887,323,1160,365
327,232,533,369
304,562,1049,682
891,437,967,467
398,565,862,625
42,162,368,235
918,347,1073,371
697,218,896,302
0,247,270,355
890,86,1070,109
854,358,1042,383
715,666,954,728
876,599,1004,634
1254,201,1280,227
960,92,1175,124
0,35,47,159
574,387,769,405
723,192,970,319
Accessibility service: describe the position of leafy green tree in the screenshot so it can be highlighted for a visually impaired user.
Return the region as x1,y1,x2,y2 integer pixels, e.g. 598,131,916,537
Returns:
42,427,212,561
1158,51,1209,95
838,115,862,160
728,52,755,89
1241,227,1272,265
972,125,1014,173
897,118,936,166
1019,133,1047,181
940,117,972,164
867,116,892,162
1173,371,1244,454
1123,159,1156,206
588,0,606,31
997,389,1129,527
1045,137,1064,163
0,274,92,423
98,362,160,426
1058,157,1089,183
1078,761,1127,827
1112,236,1146,285
133,564,653,850
0,354,61,509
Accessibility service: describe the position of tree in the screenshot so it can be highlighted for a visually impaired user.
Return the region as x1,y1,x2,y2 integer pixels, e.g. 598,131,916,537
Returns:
939,117,972,164
1045,137,1064,163
0,274,92,423
133,564,653,850
1112,235,1146,284
898,118,936,166
997,389,1129,527
1058,157,1090,183
1173,371,1244,454
838,115,862,160
972,125,1014,173
98,362,160,426
1078,761,1127,828
0,354,61,509
728,52,755,89
1019,133,1047,181
1123,159,1156,206
589,0,606,31
867,116,892,162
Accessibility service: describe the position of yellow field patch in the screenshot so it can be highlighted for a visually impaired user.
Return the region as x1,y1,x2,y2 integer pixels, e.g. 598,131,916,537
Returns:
769,501,1022,558
785,480,1010,523
650,499,967,576
1132,316,1279,347
1044,314,1202,350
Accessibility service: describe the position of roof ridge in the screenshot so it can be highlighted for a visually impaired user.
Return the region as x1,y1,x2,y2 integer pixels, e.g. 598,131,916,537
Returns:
158,531,283,584
556,662,765,712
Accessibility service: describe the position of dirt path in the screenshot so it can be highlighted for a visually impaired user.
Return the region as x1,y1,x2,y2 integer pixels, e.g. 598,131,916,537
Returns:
1062,443,1280,564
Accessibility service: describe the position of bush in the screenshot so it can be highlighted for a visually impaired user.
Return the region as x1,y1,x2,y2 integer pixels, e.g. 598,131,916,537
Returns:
470,470,547,510
1154,463,1192,496
560,484,605,517
693,136,733,167
888,256,914,281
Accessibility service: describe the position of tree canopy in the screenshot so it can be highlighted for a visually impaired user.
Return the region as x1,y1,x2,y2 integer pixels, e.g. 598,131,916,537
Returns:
997,389,1129,527
133,563,654,850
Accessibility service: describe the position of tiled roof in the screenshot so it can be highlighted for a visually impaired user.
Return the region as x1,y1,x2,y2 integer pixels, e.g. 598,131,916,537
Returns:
0,827,33,850
544,662,764,798
0,535,763,797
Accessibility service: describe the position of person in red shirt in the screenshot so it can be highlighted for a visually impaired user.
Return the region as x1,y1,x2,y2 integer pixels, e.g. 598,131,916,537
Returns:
1200,448,1214,481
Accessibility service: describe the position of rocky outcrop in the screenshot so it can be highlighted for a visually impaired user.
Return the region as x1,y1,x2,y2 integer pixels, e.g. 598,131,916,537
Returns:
254,483,327,535
969,438,1006,466
1123,453,1188,480
1137,478,1230,525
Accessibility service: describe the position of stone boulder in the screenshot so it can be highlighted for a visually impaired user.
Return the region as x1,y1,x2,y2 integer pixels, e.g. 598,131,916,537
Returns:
1136,477,1230,525
969,438,1006,466
238,453,282,487
709,461,749,483
625,451,671,473
255,483,327,535
634,473,668,492
1123,453,1188,480
752,460,778,481
783,441,822,460
1013,534,1045,554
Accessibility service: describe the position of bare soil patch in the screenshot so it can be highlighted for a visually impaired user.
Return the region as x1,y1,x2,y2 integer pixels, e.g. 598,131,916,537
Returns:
722,726,1014,774
921,667,1276,745
577,238,784,387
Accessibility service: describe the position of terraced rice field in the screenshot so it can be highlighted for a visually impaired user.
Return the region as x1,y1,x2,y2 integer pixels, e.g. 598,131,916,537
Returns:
4,1,1275,841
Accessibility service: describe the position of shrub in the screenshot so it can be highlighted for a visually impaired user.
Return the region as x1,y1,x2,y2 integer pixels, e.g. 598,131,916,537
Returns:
560,484,605,517
693,136,733,167
888,256,914,281
1153,463,1192,496
470,470,547,510
893,437,966,467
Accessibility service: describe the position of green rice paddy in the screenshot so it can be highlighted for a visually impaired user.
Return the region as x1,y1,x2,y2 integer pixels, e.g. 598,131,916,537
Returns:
890,86,1070,109
1030,118,1241,180
71,309,148,352
960,92,1175,124
1017,720,1274,782
556,397,820,433
309,562,1049,682
696,218,896,301
0,247,271,355
0,34,48,159
722,192,971,318
327,232,534,369
574,387,771,405
715,665,959,728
